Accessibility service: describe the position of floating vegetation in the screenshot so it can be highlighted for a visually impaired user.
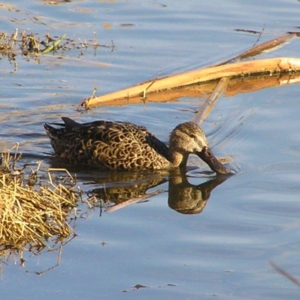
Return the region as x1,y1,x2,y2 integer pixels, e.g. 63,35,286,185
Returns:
0,29,65,60
41,33,67,54
0,29,115,67
0,144,80,265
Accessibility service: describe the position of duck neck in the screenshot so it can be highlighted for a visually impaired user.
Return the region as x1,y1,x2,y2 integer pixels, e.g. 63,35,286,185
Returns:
168,149,188,168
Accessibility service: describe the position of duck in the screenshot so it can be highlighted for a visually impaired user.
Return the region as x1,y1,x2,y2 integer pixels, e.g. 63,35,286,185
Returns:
44,117,231,174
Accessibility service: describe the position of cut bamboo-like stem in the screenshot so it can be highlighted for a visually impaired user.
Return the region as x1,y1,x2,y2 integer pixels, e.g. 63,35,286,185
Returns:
79,57,300,109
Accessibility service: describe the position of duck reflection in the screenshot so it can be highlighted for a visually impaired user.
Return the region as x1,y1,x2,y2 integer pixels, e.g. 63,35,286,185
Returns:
168,170,228,214
88,169,229,215
89,171,168,206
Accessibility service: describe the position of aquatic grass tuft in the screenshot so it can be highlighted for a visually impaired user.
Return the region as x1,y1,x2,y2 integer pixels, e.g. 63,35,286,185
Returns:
0,145,79,256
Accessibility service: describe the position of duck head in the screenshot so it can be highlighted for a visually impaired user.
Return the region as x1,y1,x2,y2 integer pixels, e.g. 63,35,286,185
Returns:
169,122,231,175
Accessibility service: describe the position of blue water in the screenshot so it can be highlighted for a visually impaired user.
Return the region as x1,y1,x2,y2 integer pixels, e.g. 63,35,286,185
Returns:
1,1,300,299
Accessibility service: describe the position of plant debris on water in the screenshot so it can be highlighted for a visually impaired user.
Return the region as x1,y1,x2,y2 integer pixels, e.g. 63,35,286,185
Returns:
0,29,66,60
0,141,112,271
0,29,115,66
0,144,83,262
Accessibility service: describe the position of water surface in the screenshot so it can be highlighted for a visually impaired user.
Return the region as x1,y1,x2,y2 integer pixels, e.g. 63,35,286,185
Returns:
1,1,300,299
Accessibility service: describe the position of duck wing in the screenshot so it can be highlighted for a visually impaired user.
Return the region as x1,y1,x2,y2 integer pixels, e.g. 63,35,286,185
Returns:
44,117,170,170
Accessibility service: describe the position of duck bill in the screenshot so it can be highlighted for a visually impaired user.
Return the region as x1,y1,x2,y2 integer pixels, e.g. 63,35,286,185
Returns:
197,146,231,175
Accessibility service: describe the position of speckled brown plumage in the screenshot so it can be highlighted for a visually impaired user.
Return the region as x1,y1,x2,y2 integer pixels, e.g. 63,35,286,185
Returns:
44,117,231,174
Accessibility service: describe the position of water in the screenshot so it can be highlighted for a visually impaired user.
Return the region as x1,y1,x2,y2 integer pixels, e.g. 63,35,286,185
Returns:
1,1,300,299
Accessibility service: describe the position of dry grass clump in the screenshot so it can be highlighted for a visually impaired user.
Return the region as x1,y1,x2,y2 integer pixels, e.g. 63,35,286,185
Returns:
0,144,79,255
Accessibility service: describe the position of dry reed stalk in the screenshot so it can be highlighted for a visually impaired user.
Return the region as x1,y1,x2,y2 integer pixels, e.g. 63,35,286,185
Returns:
270,262,300,288
78,33,300,109
79,57,300,109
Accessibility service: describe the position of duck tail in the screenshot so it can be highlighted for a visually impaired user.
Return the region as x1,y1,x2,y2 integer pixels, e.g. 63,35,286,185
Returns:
61,117,80,129
44,123,60,139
